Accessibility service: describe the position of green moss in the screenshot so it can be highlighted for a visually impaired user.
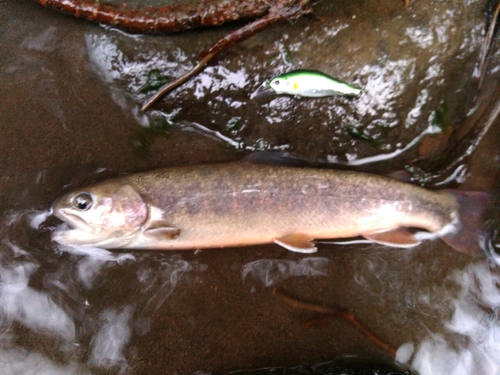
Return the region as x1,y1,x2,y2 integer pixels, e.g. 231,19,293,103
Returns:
346,125,379,145
139,70,172,94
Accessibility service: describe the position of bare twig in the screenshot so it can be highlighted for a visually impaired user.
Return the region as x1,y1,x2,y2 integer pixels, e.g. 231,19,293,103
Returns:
335,310,398,356
274,291,336,314
141,51,217,111
274,290,398,356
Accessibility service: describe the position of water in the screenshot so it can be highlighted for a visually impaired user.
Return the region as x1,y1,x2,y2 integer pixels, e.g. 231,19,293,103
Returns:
1,1,500,374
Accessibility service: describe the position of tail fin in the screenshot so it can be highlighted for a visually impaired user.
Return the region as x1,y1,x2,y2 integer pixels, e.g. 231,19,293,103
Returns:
441,190,494,257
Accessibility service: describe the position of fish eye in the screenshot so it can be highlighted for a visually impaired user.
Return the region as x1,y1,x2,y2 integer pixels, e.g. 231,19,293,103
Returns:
73,193,93,211
272,79,280,86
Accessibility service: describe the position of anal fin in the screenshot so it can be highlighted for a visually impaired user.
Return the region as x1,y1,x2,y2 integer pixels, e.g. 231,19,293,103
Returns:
362,228,420,248
274,233,317,253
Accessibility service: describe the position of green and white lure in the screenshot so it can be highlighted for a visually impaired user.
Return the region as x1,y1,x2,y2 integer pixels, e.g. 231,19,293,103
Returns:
254,70,361,98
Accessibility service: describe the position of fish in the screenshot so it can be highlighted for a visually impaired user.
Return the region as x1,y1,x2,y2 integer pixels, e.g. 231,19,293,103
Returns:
254,70,361,98
51,162,492,255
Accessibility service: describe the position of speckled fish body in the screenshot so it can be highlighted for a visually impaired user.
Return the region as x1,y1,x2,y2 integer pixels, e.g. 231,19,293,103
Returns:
51,162,490,255
256,70,361,98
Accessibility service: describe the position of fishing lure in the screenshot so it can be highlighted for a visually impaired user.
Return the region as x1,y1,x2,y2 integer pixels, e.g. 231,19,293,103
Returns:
254,70,361,98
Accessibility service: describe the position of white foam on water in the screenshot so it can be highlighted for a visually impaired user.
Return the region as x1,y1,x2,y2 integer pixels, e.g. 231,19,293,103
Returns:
28,209,53,229
399,261,500,375
0,255,75,343
395,342,414,364
88,306,134,372
0,346,90,375
0,210,208,374
241,257,330,287
55,244,135,262
21,26,59,53
136,255,208,334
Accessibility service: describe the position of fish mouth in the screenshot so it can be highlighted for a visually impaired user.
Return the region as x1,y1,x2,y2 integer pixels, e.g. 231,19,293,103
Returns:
252,84,276,99
52,208,91,231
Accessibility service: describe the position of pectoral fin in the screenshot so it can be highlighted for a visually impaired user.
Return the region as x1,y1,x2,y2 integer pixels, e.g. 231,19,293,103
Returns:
143,222,181,242
274,233,317,253
362,228,420,248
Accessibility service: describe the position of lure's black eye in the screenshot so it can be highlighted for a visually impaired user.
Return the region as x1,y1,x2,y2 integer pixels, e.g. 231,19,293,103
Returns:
272,79,280,86
73,193,93,211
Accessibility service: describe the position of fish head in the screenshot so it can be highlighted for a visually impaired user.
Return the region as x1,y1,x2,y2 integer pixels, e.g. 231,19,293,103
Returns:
253,81,278,98
269,75,291,95
51,182,148,248
253,75,292,98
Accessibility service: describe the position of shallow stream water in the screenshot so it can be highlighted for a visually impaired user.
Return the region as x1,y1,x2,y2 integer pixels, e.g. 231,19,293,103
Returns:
1,1,500,374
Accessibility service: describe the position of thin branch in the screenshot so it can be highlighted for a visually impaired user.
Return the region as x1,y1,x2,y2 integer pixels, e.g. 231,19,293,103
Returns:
274,290,398,357
141,51,217,111
335,310,398,356
274,290,336,314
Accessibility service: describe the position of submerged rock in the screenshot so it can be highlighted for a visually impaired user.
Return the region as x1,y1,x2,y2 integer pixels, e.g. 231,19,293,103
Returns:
85,0,493,176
